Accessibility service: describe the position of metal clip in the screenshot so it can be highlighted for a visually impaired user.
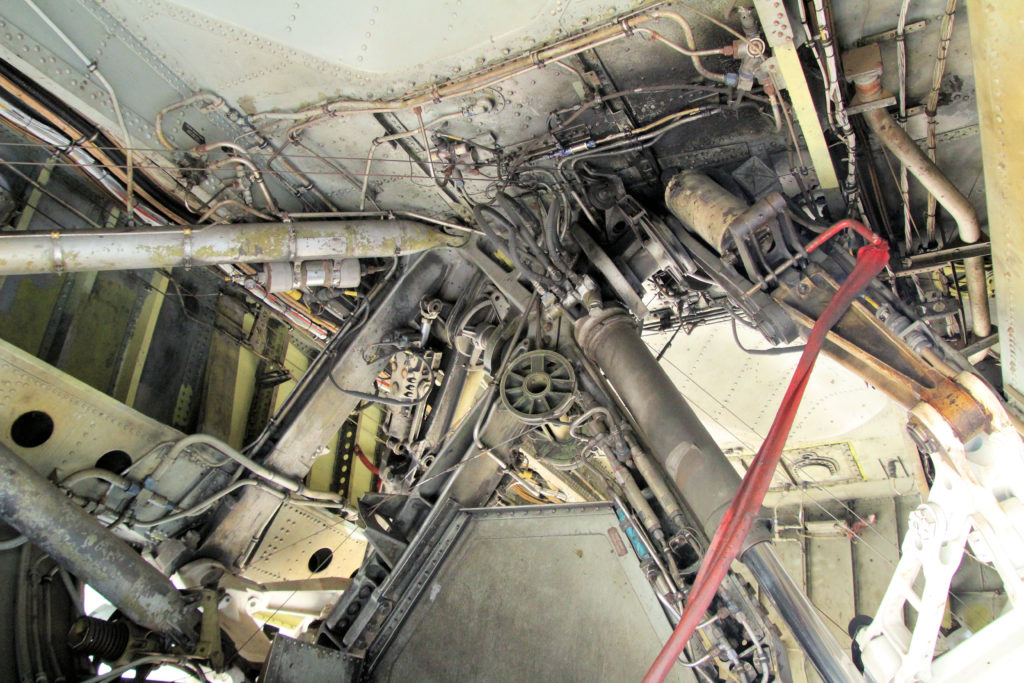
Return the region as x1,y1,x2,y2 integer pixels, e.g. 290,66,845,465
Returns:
182,227,193,270
50,232,64,274
287,225,298,261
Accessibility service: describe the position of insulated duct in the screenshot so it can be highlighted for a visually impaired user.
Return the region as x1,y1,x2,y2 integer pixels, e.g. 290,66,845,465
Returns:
861,105,991,339
844,57,991,340
0,220,455,275
0,442,199,643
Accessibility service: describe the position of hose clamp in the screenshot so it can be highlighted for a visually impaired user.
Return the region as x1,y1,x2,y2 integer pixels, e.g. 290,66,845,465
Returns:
182,227,193,270
59,131,97,156
50,232,64,274
287,225,298,261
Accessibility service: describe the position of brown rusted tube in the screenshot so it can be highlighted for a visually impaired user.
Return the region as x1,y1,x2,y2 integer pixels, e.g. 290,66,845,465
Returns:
861,101,990,338
664,171,748,252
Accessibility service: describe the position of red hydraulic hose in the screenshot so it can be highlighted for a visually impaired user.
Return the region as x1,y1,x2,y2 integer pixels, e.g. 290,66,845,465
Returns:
644,220,889,682
355,445,380,476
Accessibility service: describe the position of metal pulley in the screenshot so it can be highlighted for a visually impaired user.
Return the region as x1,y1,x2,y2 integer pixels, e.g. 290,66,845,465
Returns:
498,350,576,424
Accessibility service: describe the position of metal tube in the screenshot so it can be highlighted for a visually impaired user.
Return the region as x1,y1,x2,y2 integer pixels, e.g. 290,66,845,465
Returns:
742,543,863,683
0,443,198,642
626,434,686,529
0,219,454,275
573,308,758,543
862,104,990,337
611,461,662,534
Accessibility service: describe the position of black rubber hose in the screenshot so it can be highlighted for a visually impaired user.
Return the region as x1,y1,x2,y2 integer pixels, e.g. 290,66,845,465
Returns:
542,194,572,276
474,204,556,288
493,192,561,277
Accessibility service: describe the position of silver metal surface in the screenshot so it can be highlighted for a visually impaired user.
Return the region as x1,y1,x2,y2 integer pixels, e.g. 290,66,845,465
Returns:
0,336,179,479
743,543,863,683
967,0,1024,406
244,504,367,584
371,503,694,683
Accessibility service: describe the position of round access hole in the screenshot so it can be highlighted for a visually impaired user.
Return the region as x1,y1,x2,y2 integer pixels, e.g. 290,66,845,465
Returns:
308,547,334,574
96,450,132,474
10,411,54,448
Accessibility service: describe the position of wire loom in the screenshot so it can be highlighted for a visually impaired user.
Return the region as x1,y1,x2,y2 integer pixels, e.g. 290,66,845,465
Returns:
645,220,891,682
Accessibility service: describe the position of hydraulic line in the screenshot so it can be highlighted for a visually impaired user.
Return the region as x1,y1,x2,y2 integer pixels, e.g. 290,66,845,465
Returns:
253,9,739,129
644,220,888,683
165,434,347,504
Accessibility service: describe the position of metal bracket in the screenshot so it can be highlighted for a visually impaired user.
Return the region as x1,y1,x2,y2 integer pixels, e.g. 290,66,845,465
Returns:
857,20,928,47
49,231,64,274
192,588,225,670
182,227,193,270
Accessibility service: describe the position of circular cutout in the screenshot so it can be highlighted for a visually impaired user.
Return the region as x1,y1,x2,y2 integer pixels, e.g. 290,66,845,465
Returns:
308,547,334,573
524,373,551,396
96,450,132,474
10,411,54,448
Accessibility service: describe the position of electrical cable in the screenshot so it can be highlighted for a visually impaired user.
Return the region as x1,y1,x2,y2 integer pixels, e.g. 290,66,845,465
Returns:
330,382,431,407
355,445,380,476
22,0,136,215
729,315,804,356
85,656,208,683
329,355,435,406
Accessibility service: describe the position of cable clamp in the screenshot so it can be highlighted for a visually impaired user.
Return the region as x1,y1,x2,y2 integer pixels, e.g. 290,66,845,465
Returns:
530,51,546,68
50,232,64,274
431,84,442,104
86,61,98,73
620,19,635,37
57,131,99,157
